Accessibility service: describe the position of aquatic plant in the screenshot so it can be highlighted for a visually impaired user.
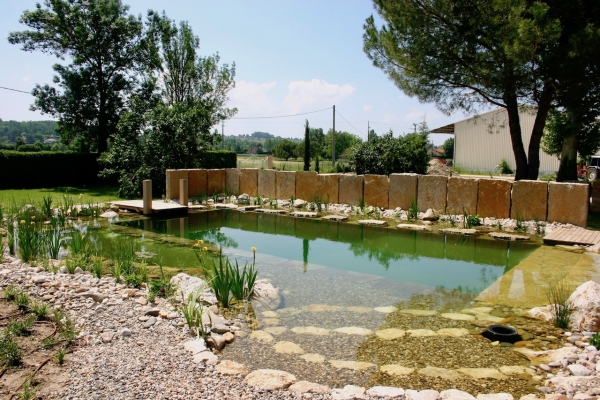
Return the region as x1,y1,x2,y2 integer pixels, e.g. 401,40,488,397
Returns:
91,256,104,279
463,210,481,229
209,253,233,307
407,198,419,220
230,260,258,301
545,281,574,329
181,286,208,339
41,195,53,219
148,264,175,299
17,215,43,262
44,228,62,259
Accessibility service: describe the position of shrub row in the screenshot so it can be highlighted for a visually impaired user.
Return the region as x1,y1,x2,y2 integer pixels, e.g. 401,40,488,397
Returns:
198,150,237,169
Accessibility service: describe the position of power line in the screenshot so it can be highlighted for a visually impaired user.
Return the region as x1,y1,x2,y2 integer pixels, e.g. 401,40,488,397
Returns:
0,86,31,94
335,110,367,138
231,106,331,120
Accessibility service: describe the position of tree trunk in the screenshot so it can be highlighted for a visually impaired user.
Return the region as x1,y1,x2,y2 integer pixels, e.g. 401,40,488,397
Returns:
527,88,554,180
504,98,529,181
556,135,578,181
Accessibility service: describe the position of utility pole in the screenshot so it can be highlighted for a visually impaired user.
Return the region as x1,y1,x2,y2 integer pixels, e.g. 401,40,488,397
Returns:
221,122,224,149
332,105,336,164
367,121,370,142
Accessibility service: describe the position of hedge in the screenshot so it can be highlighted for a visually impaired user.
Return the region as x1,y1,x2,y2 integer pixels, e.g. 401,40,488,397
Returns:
198,150,237,169
0,150,236,189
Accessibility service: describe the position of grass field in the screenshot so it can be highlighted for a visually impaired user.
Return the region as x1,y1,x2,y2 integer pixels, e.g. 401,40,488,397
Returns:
0,183,120,209
236,155,350,173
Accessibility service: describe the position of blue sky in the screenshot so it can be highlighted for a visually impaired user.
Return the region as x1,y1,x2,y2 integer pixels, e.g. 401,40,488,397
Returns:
0,0,456,145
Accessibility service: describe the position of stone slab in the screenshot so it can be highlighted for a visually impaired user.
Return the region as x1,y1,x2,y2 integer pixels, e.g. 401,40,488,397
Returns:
207,169,226,195
364,174,389,209
488,232,529,241
187,169,208,198
291,211,318,218
547,182,589,227
439,228,478,236
317,174,339,204
447,177,479,215
239,169,259,197
258,169,277,199
477,179,512,219
417,175,447,212
225,168,240,195
339,174,363,206
255,208,288,214
511,180,548,221
592,182,600,213
397,224,431,231
166,169,189,201
323,215,348,222
389,173,418,210
276,171,296,200
295,171,318,201
358,219,387,226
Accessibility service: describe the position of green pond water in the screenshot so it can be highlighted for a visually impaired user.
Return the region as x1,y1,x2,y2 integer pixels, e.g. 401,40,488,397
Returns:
115,209,538,294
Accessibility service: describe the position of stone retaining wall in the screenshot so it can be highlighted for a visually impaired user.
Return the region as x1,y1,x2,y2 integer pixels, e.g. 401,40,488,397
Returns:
166,169,590,227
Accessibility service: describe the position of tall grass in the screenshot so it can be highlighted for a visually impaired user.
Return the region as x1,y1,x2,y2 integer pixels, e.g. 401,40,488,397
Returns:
546,281,574,329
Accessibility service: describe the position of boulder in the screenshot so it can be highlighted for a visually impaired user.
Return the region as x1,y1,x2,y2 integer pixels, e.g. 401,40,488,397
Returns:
331,385,366,400
244,369,297,390
216,360,248,376
289,381,330,394
567,281,600,332
528,305,555,322
252,279,280,310
170,273,217,304
367,386,405,399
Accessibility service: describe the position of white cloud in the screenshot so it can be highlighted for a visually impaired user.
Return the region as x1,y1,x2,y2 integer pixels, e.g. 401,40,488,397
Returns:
363,104,372,111
229,80,277,114
284,79,355,113
21,76,30,82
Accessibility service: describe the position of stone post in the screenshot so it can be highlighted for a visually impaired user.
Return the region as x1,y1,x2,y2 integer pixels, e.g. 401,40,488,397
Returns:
142,179,152,215
180,179,188,206
266,154,274,169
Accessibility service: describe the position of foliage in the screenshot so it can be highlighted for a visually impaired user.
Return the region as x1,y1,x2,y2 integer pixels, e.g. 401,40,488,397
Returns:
464,214,482,229
0,120,58,145
229,260,258,301
4,285,18,302
30,302,48,321
407,199,419,220
442,138,454,159
180,287,207,338
0,151,109,189
0,334,21,367
495,159,514,175
350,125,429,175
56,348,66,365
589,333,600,350
303,120,311,171
545,281,574,329
9,0,149,153
324,130,362,160
272,139,298,161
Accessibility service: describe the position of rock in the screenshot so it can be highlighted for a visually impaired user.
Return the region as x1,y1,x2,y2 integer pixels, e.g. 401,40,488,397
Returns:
418,366,462,381
457,368,507,380
380,364,415,376
250,330,275,342
328,360,375,371
134,297,148,305
222,332,235,343
74,267,84,274
397,224,431,231
407,329,437,337
567,281,600,332
333,327,373,336
170,273,216,304
289,381,330,394
567,364,592,376
252,280,280,309
300,353,325,363
143,317,156,328
367,386,405,399
216,360,248,376
422,208,439,221
439,228,478,236
206,334,226,351
193,351,218,365
119,328,132,337
58,266,68,274
376,328,406,340
406,390,440,400
91,293,108,303
274,341,304,354
331,385,366,400
357,219,387,226
374,306,398,313
488,232,530,241
291,326,330,335
122,288,137,297
440,389,477,400
144,308,160,317
244,369,297,390
476,395,513,400
440,313,476,321
100,211,118,218
32,275,49,284
264,326,288,335
293,199,306,208
183,339,207,354
528,305,555,321
101,331,114,343
211,324,231,334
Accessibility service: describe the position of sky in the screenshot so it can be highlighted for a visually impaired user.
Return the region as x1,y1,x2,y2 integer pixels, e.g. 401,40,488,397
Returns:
0,0,458,145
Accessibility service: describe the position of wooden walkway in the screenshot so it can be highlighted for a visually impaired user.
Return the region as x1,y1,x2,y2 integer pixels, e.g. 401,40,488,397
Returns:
111,200,187,215
543,227,600,246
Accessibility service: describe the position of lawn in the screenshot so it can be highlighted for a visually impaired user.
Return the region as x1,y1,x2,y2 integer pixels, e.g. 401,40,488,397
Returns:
0,183,120,209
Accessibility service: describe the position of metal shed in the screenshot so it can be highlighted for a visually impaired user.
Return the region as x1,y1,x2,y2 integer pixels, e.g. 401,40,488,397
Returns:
431,107,560,174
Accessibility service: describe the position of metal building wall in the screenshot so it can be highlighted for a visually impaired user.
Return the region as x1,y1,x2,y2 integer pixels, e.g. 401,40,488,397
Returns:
454,108,560,174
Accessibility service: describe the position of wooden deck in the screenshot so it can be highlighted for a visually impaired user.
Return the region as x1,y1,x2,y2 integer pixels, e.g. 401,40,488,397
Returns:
111,200,187,215
543,227,600,246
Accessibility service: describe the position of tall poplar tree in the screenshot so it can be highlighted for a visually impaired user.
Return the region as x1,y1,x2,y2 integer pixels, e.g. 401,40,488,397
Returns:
303,120,311,171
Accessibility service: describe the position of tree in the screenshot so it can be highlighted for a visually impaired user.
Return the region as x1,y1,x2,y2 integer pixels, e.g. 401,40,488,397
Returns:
9,0,149,153
303,120,310,171
442,137,455,159
350,124,429,176
272,139,298,161
324,130,362,160
363,0,563,180
100,15,236,197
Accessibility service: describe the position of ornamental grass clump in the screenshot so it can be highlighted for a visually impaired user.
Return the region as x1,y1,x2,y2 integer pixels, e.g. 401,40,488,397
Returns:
180,287,208,339
545,280,574,329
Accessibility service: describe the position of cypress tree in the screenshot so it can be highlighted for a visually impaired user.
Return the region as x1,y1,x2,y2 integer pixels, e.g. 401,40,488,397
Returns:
303,120,310,171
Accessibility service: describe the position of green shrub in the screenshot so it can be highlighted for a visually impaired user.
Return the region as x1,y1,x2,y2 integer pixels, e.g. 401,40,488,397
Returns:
0,335,21,366
495,159,514,175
